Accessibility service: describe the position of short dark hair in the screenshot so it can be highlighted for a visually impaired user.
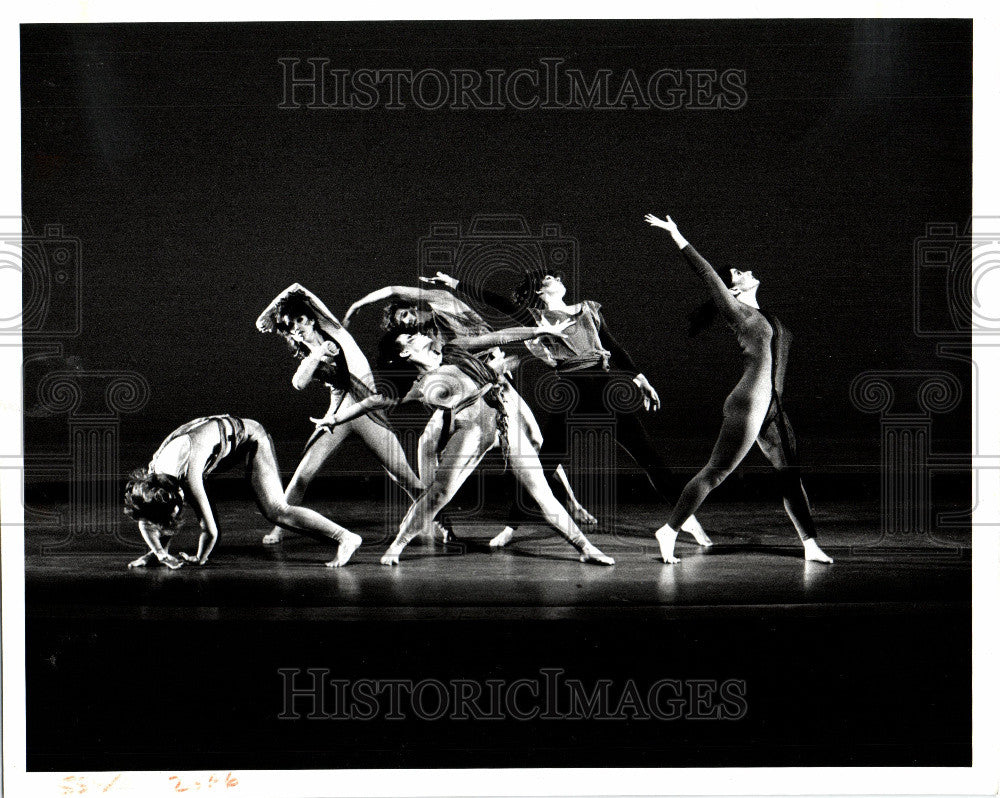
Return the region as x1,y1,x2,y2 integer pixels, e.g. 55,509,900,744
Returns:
123,468,185,528
513,269,566,310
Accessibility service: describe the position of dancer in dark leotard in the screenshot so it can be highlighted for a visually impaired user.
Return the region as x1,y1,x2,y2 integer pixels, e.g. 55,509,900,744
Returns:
420,268,709,548
644,213,833,564
124,415,362,569
255,284,425,545
310,321,614,566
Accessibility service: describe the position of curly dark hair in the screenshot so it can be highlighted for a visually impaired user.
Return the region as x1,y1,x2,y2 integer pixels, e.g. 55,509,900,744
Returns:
512,268,566,310
123,468,185,528
271,293,321,360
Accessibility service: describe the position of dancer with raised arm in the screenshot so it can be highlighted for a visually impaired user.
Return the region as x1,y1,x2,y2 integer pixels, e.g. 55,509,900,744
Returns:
644,213,833,564
255,284,424,545
420,268,709,548
345,281,595,526
311,321,615,567
124,415,362,569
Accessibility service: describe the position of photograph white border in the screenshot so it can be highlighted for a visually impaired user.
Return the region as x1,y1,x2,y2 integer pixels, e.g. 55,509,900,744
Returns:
3,2,997,797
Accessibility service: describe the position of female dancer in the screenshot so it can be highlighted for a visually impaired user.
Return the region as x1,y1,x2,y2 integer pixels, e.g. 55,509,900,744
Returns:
310,321,615,566
255,284,424,545
343,283,493,340
124,415,362,569
643,213,833,564
344,282,595,524
421,269,709,548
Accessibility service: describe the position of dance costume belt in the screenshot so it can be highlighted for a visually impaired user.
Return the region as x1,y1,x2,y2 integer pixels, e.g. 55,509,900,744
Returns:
554,351,611,373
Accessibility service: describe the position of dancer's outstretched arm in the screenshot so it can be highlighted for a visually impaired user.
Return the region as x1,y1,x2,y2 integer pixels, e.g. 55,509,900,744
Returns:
311,394,399,431
343,285,481,327
645,214,743,325
454,318,571,353
421,271,533,324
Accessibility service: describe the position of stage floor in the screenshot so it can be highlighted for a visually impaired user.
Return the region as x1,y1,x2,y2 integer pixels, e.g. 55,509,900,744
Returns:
25,499,970,620
22,498,972,770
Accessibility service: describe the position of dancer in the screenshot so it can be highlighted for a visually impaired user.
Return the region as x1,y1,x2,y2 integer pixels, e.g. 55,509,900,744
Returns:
255,284,425,545
124,415,362,569
344,281,595,525
644,213,833,564
343,283,493,340
421,269,709,548
311,322,615,566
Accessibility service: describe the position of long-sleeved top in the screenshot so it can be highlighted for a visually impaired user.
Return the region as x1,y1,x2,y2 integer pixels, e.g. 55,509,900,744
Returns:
680,244,791,401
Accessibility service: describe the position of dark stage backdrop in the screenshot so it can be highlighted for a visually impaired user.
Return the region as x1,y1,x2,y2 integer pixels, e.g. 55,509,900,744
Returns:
21,20,971,477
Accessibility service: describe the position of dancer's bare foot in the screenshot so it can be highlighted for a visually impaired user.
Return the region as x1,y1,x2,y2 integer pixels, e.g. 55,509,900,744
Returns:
579,543,614,566
158,553,184,570
489,527,514,548
325,532,363,568
434,521,455,543
569,503,598,525
127,552,156,569
680,515,713,547
803,538,834,564
262,529,283,545
380,543,404,566
654,524,680,564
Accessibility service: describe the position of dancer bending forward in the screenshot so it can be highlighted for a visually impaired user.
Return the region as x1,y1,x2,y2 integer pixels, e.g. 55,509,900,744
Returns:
124,415,362,570
644,213,833,564
256,284,425,545
312,322,615,566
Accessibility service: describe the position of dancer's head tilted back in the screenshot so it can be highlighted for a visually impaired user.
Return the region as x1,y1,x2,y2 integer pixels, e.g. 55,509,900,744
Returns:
124,468,185,528
728,268,760,301
513,269,567,310
394,331,443,370
688,267,762,335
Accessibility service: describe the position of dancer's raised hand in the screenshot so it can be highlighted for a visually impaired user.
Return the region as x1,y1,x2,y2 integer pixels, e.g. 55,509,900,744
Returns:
419,271,459,289
644,213,678,234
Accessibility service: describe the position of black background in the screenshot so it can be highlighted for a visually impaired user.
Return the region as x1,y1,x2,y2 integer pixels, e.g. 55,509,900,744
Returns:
21,19,971,474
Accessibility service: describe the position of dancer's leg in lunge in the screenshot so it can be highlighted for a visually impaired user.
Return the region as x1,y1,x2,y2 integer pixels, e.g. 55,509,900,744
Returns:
612,407,712,546
246,423,361,567
505,423,613,565
755,410,833,563
381,426,488,565
655,405,763,563
262,422,350,544
354,412,424,497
